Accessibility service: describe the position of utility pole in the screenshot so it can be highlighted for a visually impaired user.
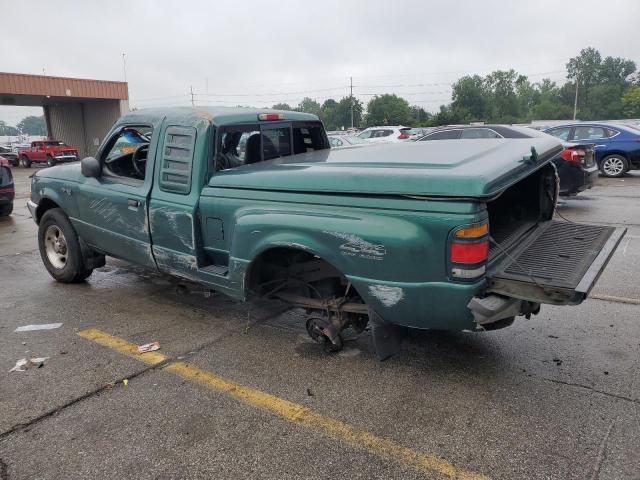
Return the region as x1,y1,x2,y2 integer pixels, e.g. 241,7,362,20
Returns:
572,78,579,120
350,76,354,129
190,85,195,106
122,53,127,83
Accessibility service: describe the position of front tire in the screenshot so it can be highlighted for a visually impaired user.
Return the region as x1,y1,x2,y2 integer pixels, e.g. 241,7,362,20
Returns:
38,208,93,283
20,156,31,168
46,155,57,167
600,155,628,177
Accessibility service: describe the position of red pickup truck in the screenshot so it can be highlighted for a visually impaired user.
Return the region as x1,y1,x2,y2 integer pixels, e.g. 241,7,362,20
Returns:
19,140,79,168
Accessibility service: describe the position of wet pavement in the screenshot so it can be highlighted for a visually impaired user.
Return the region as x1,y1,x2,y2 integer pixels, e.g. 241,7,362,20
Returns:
1,165,639,479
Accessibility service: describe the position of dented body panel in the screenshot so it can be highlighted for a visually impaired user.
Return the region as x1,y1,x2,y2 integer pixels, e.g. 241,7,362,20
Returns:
29,107,622,333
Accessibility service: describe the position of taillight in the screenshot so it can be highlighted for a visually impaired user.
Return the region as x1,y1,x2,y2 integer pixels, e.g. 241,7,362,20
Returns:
560,148,585,164
451,241,489,263
449,223,489,280
398,133,410,139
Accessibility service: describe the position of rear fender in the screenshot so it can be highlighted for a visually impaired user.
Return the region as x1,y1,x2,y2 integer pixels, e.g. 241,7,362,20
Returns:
229,207,443,291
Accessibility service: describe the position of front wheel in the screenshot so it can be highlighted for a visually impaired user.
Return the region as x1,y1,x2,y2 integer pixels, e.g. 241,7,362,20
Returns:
600,155,628,177
38,208,93,283
20,156,31,168
46,155,57,167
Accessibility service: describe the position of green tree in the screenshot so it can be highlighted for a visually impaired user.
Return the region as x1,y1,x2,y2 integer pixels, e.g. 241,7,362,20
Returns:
296,97,321,117
317,97,363,130
450,75,487,122
0,121,20,136
408,105,431,126
17,115,47,135
271,103,292,110
484,70,521,123
622,86,640,117
365,94,410,126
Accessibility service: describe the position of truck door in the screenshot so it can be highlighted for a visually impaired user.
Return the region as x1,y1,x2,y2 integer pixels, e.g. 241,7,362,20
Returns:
74,124,157,268
148,124,203,275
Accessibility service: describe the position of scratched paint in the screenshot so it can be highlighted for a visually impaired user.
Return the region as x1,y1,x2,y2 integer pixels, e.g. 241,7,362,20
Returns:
368,285,405,307
324,231,386,261
88,198,119,222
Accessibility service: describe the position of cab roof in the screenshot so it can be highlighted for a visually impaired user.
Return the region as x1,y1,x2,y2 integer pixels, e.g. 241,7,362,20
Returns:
117,106,320,127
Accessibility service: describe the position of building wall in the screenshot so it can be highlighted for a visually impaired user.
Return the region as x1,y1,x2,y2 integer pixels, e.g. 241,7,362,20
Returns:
47,103,86,156
45,99,127,157
82,100,125,157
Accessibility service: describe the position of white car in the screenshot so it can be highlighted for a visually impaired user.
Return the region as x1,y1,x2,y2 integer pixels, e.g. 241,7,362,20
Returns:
328,135,369,149
357,126,412,143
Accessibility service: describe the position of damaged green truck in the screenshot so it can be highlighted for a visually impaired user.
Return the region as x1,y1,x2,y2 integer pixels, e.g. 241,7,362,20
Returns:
28,107,625,359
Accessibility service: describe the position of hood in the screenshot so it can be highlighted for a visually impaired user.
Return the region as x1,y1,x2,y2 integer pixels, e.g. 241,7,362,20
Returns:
34,163,84,181
210,138,563,198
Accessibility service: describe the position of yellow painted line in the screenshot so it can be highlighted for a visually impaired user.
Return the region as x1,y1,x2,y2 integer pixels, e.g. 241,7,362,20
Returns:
79,329,488,480
78,328,167,365
590,293,640,305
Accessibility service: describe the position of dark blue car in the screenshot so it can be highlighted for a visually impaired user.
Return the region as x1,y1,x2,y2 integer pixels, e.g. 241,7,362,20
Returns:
544,123,640,177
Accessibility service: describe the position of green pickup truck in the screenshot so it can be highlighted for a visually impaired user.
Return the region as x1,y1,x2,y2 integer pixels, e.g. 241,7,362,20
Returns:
28,107,625,359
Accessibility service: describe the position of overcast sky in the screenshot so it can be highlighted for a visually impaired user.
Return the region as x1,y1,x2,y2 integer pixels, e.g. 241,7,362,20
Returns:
1,0,639,125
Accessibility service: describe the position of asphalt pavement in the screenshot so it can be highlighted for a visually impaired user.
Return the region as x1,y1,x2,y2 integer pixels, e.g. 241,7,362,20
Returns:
1,165,639,479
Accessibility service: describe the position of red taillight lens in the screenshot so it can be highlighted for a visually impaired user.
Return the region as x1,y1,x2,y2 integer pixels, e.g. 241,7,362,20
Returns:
560,148,584,164
398,133,410,139
451,241,489,264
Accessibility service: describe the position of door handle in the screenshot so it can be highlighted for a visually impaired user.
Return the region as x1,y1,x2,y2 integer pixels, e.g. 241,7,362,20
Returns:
128,199,140,208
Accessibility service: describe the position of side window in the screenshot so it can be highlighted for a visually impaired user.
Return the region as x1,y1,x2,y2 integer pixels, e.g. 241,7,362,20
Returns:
358,130,372,139
102,125,153,181
605,128,619,138
420,129,461,140
292,122,326,154
573,126,607,141
380,130,394,137
461,128,501,139
159,126,196,194
547,127,571,141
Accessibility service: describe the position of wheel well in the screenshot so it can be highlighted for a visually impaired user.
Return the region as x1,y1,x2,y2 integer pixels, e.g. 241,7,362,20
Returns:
35,198,60,224
601,152,628,161
245,246,365,302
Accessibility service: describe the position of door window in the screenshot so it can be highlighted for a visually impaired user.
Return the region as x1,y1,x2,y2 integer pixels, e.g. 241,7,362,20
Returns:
101,126,153,181
461,128,502,139
358,130,373,139
546,127,571,141
419,129,462,140
573,126,607,141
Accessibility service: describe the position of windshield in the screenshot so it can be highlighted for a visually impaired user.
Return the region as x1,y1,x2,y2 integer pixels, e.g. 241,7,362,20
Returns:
105,127,152,163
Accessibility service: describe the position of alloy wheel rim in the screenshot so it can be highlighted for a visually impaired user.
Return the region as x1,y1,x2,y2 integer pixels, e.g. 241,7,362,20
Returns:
603,158,624,176
44,225,68,269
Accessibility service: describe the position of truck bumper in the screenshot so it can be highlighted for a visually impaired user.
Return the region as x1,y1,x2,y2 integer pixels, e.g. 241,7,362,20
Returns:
347,276,485,331
27,199,38,221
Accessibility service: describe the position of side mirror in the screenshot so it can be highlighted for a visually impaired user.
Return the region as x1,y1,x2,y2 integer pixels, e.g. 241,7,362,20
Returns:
81,157,101,178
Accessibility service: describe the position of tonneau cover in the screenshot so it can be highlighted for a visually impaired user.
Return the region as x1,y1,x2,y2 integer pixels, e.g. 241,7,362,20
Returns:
210,138,563,198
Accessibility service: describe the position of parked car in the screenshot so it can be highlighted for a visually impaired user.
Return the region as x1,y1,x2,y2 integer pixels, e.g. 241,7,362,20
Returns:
357,126,412,143
0,156,14,216
26,107,625,359
543,123,640,177
328,135,369,148
0,146,19,167
406,127,432,140
417,125,598,196
19,140,79,168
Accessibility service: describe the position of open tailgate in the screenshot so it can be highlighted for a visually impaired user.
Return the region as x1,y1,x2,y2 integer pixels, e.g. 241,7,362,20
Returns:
487,221,626,305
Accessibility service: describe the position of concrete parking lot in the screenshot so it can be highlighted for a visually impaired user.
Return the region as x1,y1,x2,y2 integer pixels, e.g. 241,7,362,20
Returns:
1,165,639,480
